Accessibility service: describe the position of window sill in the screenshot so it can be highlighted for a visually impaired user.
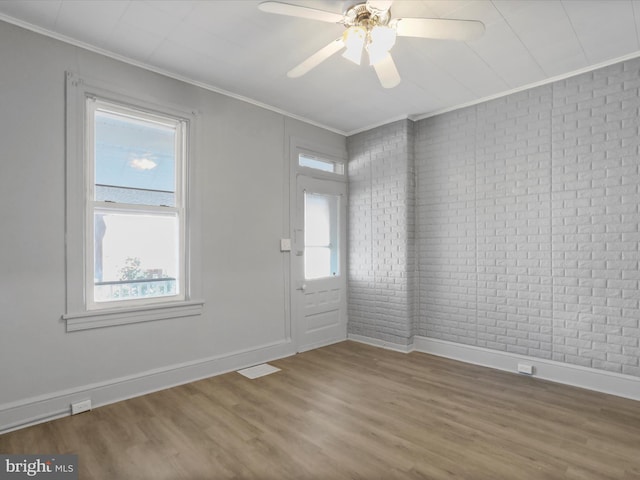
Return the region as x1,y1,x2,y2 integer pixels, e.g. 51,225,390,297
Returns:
62,300,204,332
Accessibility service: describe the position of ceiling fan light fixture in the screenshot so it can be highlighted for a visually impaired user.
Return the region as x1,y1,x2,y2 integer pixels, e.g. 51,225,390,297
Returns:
258,1,486,89
367,25,396,65
342,26,366,65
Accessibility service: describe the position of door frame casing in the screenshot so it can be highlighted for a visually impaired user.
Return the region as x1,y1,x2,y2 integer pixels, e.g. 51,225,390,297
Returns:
289,138,348,352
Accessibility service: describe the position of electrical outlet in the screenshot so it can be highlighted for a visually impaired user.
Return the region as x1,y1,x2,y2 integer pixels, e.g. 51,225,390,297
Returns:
71,399,92,415
517,363,534,375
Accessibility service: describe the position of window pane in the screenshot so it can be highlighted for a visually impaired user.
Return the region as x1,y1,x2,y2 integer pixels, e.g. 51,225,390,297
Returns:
304,192,339,279
305,247,331,280
95,185,174,206
299,154,344,175
95,109,177,206
94,211,180,302
305,193,331,246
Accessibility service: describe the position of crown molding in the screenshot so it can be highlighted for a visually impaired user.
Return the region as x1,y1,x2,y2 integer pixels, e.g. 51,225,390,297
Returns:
0,13,347,136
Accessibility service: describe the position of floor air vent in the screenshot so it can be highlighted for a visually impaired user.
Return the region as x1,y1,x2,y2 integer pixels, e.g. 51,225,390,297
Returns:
237,363,281,379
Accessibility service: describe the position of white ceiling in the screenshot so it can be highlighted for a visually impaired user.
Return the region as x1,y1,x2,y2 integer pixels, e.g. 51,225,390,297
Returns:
1,0,640,134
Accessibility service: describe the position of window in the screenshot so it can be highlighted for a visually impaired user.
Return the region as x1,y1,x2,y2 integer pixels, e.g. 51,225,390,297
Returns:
64,72,202,331
88,100,185,308
299,153,345,175
304,192,340,279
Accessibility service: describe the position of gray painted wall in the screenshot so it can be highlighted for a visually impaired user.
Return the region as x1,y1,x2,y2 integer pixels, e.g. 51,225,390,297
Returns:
0,21,345,428
349,58,640,378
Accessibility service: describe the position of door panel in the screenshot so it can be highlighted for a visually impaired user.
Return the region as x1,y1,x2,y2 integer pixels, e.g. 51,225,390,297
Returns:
293,175,347,352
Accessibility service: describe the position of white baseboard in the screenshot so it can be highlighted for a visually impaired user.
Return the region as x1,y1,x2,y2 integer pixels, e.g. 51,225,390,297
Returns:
297,335,348,353
348,334,415,353
0,340,295,434
413,336,640,401
4,334,637,434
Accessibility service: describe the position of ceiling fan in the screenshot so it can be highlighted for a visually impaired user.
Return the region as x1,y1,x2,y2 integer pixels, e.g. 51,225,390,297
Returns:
258,0,485,88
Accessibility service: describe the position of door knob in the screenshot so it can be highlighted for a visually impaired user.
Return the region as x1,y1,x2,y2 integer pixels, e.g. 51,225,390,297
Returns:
296,284,307,291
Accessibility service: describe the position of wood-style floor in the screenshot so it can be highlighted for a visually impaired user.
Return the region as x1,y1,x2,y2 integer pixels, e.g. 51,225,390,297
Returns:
1,341,639,479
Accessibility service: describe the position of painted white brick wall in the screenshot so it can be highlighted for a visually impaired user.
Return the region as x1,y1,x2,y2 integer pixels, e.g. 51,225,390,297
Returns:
475,87,553,359
551,62,640,376
348,58,640,378
415,109,477,345
347,120,415,346
413,58,640,377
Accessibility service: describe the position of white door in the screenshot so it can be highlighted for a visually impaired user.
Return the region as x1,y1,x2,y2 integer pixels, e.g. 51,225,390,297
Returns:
292,175,347,352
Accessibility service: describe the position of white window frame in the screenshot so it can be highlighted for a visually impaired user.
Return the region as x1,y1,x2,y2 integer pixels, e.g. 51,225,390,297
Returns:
298,152,345,175
63,72,203,331
86,99,187,310
296,147,346,181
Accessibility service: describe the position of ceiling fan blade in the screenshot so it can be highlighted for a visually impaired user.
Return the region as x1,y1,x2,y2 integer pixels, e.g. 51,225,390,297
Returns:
367,0,394,12
287,38,345,78
373,53,400,88
393,18,485,41
258,1,344,23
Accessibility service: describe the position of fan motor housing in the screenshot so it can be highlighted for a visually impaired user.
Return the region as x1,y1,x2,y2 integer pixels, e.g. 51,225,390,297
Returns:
344,3,391,28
